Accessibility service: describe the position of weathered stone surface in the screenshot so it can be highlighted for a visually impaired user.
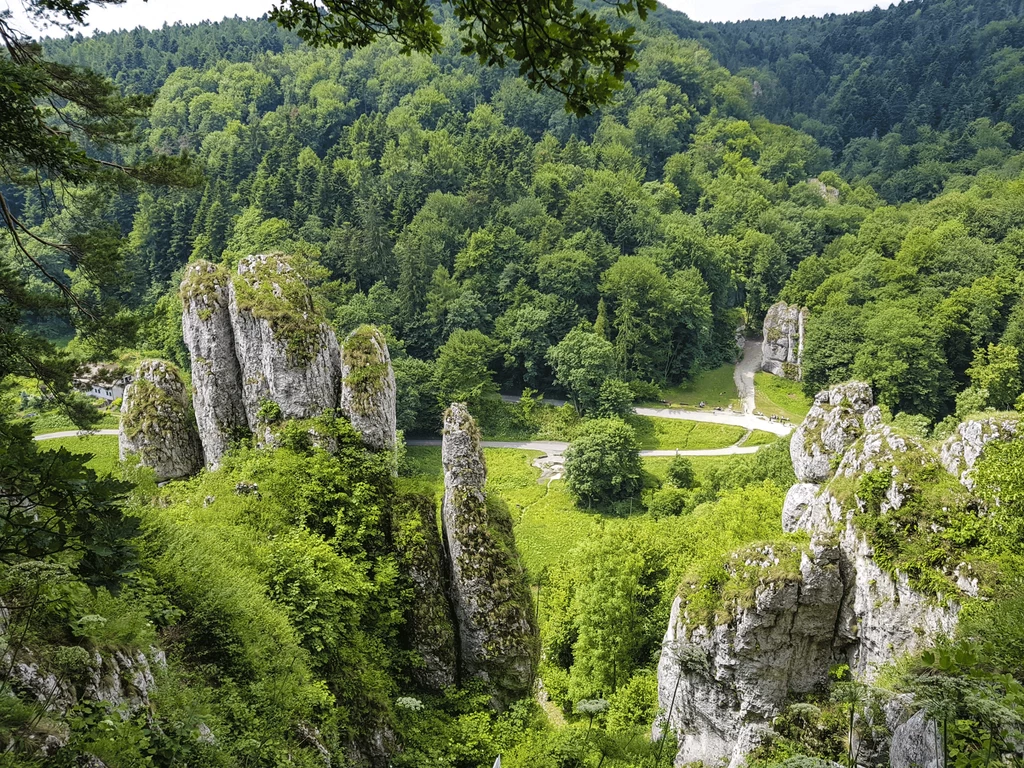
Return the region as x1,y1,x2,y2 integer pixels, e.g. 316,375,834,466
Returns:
440,403,535,706
890,710,942,768
119,360,203,481
782,482,821,533
229,254,342,429
791,382,877,482
181,260,247,467
340,325,397,457
391,494,457,691
940,417,1018,490
761,301,809,380
655,546,845,768
656,383,974,765
785,422,961,675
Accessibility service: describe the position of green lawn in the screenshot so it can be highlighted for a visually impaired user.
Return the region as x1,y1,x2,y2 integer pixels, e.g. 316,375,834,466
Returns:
642,455,737,482
657,364,740,410
631,416,745,450
754,372,812,421
742,429,783,447
28,410,120,435
38,434,120,476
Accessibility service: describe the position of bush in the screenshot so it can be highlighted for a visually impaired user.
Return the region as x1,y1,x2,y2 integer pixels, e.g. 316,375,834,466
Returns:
666,455,696,488
564,419,642,506
647,486,692,517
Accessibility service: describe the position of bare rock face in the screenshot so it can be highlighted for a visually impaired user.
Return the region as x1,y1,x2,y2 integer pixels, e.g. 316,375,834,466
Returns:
790,381,879,482
440,403,536,706
653,382,1012,766
340,325,397,456
228,254,342,429
940,417,1018,490
761,301,809,380
391,494,457,691
655,545,844,768
119,360,203,481
890,710,942,768
181,260,247,467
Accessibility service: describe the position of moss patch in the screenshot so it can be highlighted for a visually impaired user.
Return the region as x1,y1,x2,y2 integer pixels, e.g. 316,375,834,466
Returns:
179,259,229,310
231,253,324,364
343,325,390,417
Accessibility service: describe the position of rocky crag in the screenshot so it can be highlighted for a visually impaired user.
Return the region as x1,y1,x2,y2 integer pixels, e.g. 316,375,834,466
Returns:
340,325,398,457
761,301,808,380
440,403,536,706
228,253,342,427
181,260,247,467
119,360,204,481
175,253,398,469
655,382,1013,767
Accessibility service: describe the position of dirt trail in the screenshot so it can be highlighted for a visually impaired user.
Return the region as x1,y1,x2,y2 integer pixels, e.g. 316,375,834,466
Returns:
734,339,761,415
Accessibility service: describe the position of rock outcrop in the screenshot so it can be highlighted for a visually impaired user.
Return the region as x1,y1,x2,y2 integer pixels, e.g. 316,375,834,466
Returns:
790,381,880,482
656,382,1010,767
119,360,203,481
940,417,1018,490
761,301,808,380
391,494,458,691
440,403,536,706
228,253,342,428
340,325,397,456
181,260,247,467
655,545,844,768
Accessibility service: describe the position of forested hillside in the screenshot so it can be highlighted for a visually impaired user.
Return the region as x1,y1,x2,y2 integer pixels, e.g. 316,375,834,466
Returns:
652,0,1024,202
14,4,1024,430
3,2,1024,766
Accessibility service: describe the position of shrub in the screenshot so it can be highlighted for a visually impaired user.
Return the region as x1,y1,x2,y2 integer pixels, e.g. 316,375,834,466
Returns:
564,419,642,505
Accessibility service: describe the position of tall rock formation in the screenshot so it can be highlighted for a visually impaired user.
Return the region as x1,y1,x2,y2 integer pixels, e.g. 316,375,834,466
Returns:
790,381,880,483
119,360,203,481
655,383,1009,768
391,494,458,690
180,260,247,467
340,325,397,457
440,403,536,706
655,545,844,768
228,253,342,428
761,301,808,380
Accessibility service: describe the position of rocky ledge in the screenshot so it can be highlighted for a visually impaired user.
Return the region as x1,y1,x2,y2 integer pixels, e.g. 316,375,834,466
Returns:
656,383,1016,767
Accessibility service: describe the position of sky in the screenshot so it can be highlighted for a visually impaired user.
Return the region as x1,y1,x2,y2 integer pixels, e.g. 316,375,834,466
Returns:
3,0,891,35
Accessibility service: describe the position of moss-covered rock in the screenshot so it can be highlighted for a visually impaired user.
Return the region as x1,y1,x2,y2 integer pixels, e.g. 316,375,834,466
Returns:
119,360,203,481
340,325,397,458
181,260,247,467
440,402,537,707
228,254,342,427
657,544,844,768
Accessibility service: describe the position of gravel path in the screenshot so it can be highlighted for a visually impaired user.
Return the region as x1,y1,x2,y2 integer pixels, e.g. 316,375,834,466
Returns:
34,429,119,441
734,339,761,415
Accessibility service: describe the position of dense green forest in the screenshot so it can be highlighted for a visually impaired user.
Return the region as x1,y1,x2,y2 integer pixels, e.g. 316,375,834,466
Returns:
19,1,1024,430
2,0,1024,766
